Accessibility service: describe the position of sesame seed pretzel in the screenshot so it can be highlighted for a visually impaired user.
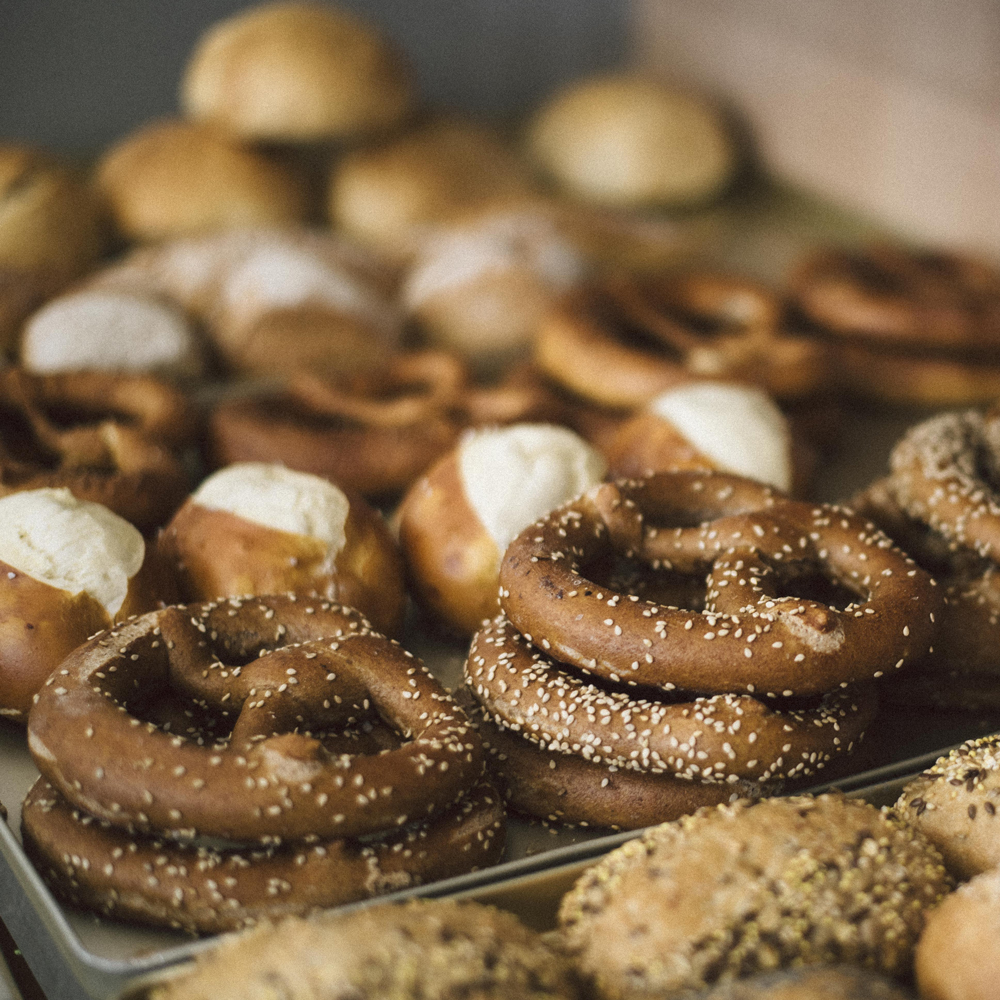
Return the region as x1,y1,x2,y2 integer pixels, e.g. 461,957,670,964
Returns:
22,777,504,934
27,594,485,843
888,409,1000,560
466,615,876,786
499,472,941,697
0,367,192,529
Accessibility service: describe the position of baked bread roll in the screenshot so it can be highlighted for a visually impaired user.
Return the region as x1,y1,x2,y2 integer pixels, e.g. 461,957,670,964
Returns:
329,117,537,260
159,463,405,636
0,145,105,353
181,1,414,143
95,119,309,242
397,423,606,633
0,488,160,721
528,74,735,208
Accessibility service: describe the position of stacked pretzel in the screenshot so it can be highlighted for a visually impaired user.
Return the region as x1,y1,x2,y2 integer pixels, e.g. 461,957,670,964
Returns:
23,594,503,933
853,405,1000,709
464,470,941,829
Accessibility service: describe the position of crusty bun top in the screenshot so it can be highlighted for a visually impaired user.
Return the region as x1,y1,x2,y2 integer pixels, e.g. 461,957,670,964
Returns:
458,423,606,551
647,381,792,491
181,0,414,142
0,488,144,616
191,462,350,557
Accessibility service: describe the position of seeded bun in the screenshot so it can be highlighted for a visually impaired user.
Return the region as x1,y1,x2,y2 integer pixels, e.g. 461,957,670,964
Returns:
0,489,160,721
558,794,951,998
693,966,916,1000
398,424,606,634
95,119,309,243
915,867,1000,1000
142,899,582,1000
329,117,537,260
896,736,1000,880
181,1,414,143
0,145,105,352
528,75,735,208
159,463,405,636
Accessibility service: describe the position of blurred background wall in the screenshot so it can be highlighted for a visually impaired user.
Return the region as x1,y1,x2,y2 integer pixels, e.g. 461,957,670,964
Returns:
0,0,628,154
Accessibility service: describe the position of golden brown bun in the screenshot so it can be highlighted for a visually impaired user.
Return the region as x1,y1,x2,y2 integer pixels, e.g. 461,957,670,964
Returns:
329,117,537,259
95,119,309,242
181,1,414,143
0,146,105,352
527,74,735,208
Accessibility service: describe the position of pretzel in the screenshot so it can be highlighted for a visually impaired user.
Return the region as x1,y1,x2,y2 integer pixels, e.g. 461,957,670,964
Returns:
499,472,941,697
22,777,504,934
535,273,829,408
0,367,192,529
27,595,485,843
791,244,1000,350
466,615,876,786
888,409,1000,560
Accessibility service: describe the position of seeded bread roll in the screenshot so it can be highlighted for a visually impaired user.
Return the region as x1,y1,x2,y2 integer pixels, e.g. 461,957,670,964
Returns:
0,488,163,721
142,899,583,1000
330,117,537,260
895,736,1000,880
95,119,309,242
0,145,105,353
691,966,916,1000
181,1,414,143
558,794,951,998
159,463,405,636
915,867,1000,1000
528,75,735,208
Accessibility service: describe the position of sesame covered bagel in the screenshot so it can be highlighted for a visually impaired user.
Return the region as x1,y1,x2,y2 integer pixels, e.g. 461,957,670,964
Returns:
27,595,485,843
499,472,940,697
22,777,504,934
467,615,876,785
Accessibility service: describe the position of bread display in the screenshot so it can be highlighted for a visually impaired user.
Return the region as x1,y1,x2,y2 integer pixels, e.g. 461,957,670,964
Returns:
181,0,414,143
397,423,606,634
158,463,405,637
527,74,736,208
557,794,951,997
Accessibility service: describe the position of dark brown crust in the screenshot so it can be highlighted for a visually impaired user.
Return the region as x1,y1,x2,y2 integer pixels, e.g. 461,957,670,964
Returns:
158,492,405,637
22,777,504,935
466,614,877,785
499,472,941,696
28,595,485,842
469,697,770,829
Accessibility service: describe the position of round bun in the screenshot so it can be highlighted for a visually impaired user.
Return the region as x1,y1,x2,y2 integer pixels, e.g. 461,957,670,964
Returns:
329,117,537,259
0,488,156,721
0,145,105,352
95,120,309,242
915,868,1000,1000
528,75,735,208
606,381,794,492
397,423,606,633
159,463,405,635
21,288,204,378
144,899,582,1000
181,1,414,143
559,794,952,998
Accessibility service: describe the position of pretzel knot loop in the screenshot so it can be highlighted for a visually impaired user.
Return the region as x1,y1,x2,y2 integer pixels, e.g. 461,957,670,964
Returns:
499,471,942,697
28,595,485,843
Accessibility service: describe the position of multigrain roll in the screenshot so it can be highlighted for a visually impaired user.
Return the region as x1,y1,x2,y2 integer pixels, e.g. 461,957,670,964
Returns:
915,867,1000,1000
895,736,1000,880
397,423,606,634
0,145,105,353
689,966,916,1000
329,117,538,260
139,900,583,999
159,463,405,636
181,1,414,143
527,74,735,209
558,794,952,999
95,119,309,242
